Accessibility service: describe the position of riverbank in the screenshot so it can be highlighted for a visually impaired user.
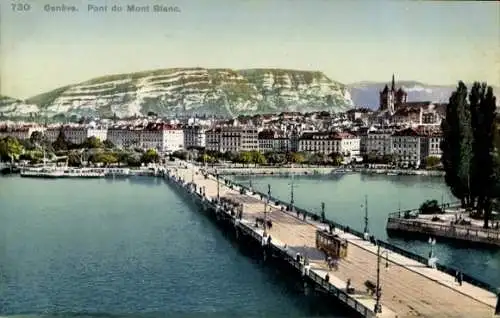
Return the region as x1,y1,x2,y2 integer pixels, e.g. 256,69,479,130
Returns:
208,166,444,177
354,168,444,177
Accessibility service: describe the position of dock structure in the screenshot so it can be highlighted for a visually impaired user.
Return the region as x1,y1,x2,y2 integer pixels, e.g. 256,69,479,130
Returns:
387,208,500,247
166,163,499,318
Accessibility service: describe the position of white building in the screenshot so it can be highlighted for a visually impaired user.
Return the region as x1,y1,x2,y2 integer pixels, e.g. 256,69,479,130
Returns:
161,124,184,153
87,127,108,142
205,126,259,153
391,128,421,167
183,126,206,149
44,126,61,143
41,125,108,145
258,130,292,153
106,126,142,149
338,132,361,158
106,123,183,153
205,128,221,152
298,131,360,159
365,130,393,157
0,125,43,140
419,129,443,162
298,132,340,155
239,127,259,151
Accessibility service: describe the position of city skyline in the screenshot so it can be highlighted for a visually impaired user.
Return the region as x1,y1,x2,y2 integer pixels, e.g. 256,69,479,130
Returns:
1,0,499,99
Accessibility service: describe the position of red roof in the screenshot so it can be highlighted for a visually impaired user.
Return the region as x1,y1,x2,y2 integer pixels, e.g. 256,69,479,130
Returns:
392,128,420,137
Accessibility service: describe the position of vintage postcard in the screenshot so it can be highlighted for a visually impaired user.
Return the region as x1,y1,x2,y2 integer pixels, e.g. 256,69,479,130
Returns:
1,1,499,317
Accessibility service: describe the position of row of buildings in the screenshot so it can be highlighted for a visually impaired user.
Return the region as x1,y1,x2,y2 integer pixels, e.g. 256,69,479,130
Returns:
0,75,447,167
0,121,442,167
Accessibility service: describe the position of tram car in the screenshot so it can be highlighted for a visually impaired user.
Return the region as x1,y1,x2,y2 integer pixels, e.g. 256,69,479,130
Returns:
316,230,348,259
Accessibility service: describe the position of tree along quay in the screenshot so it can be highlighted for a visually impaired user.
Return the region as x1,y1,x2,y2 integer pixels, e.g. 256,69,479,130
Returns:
440,82,498,229
165,164,500,317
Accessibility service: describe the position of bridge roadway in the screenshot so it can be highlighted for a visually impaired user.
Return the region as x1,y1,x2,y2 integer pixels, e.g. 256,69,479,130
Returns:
172,165,498,318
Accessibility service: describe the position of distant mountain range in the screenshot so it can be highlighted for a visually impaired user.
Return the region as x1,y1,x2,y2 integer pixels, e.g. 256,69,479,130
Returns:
2,73,498,119
0,68,353,118
347,81,500,110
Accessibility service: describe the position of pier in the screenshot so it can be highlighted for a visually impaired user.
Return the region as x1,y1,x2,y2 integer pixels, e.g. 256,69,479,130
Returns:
386,208,500,247
165,163,499,318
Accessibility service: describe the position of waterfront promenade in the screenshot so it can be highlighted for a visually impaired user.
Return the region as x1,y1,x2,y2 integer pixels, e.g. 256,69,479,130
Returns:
171,163,498,318
207,165,445,177
387,208,500,247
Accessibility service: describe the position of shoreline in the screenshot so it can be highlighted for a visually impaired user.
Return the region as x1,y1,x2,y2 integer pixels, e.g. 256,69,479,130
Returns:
205,166,445,177
2,163,445,178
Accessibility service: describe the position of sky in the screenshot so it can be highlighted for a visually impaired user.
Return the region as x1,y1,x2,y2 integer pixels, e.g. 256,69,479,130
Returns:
1,0,499,99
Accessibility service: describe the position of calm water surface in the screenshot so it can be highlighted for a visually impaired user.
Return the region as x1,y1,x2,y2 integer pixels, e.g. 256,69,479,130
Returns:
230,173,500,287
0,176,343,317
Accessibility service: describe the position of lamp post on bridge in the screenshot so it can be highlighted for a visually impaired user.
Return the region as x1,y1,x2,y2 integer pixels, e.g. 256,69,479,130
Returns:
263,184,271,237
374,241,389,314
216,169,220,201
191,163,194,184
289,171,295,212
321,202,325,223
363,195,369,237
428,237,436,259
495,288,500,316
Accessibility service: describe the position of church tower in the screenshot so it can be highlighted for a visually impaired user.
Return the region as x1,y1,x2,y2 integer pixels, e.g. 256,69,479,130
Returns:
379,74,396,114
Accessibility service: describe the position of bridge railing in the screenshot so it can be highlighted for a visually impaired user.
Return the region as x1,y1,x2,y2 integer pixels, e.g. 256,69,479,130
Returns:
221,177,497,294
271,244,376,318
387,201,462,219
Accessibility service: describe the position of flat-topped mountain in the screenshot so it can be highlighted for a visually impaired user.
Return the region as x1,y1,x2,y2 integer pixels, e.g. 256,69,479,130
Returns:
0,68,354,118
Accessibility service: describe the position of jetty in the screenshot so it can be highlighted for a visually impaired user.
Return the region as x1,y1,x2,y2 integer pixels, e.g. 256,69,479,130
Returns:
387,207,500,247
165,163,499,318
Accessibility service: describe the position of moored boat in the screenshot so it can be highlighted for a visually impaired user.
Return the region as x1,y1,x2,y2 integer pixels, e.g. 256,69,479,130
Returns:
20,167,65,178
0,162,11,174
104,168,130,178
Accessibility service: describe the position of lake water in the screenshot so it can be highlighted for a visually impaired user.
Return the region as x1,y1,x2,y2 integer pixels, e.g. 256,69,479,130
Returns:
0,176,342,317
1,174,499,316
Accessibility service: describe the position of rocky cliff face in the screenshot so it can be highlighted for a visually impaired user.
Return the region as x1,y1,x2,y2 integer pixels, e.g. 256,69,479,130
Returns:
0,95,39,117
0,68,353,118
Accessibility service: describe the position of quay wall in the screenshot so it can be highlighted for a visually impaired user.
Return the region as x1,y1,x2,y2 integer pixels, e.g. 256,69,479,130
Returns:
353,168,444,177
221,176,497,294
387,216,500,248
163,171,379,318
207,166,444,177
212,167,337,176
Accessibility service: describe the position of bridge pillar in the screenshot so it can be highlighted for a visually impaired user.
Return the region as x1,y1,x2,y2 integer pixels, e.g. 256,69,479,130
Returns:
303,281,310,296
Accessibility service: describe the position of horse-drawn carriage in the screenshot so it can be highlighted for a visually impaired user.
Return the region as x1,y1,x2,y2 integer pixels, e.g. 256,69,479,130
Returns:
316,229,348,259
